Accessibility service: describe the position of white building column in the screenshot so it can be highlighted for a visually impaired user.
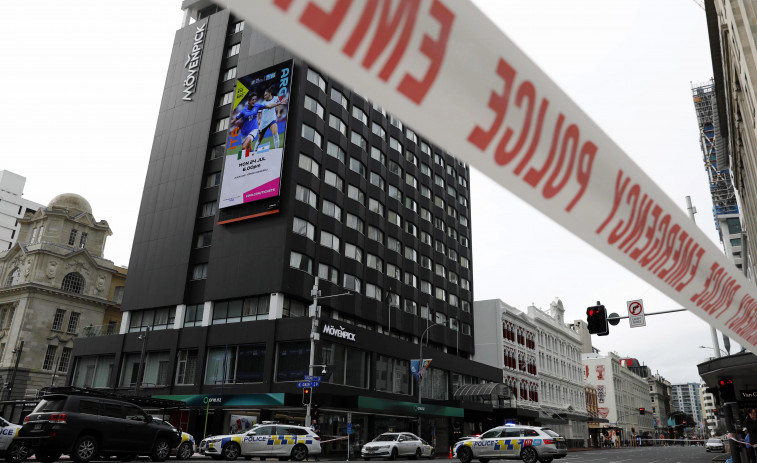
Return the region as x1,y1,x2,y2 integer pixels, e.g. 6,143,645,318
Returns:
201,301,213,326
269,293,285,319
119,311,131,334
174,304,186,329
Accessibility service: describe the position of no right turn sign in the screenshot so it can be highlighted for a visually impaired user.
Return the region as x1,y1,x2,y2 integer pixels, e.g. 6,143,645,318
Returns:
627,300,646,328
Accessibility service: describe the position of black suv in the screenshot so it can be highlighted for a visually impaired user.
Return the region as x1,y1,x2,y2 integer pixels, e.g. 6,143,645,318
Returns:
16,391,182,463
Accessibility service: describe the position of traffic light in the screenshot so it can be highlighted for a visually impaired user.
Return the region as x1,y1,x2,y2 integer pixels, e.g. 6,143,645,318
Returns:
312,403,320,420
639,408,645,415
718,377,736,402
586,304,609,335
705,386,720,406
302,387,312,405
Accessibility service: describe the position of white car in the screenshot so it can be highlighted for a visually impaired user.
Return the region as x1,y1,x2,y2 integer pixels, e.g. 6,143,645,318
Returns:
454,425,567,463
705,438,725,453
0,415,23,463
199,423,320,461
361,432,426,460
152,417,196,460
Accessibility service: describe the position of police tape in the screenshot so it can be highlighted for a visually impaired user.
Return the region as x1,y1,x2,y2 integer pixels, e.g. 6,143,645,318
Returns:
214,0,757,352
318,435,350,444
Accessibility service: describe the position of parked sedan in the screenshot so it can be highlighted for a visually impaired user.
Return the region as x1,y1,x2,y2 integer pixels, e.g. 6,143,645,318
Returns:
705,438,725,453
362,433,425,460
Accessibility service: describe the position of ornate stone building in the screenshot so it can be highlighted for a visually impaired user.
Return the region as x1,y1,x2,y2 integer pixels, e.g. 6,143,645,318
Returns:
0,193,124,403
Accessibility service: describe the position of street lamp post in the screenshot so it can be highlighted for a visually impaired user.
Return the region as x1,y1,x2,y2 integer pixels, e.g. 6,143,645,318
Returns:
135,326,150,395
698,345,728,356
417,322,441,437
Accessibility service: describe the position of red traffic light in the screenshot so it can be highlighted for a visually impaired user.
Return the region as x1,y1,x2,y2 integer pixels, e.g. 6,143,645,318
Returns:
639,408,645,415
302,387,312,404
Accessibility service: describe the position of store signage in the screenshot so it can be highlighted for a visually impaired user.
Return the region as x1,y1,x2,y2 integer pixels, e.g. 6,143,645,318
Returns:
322,323,356,342
740,389,757,400
182,21,208,101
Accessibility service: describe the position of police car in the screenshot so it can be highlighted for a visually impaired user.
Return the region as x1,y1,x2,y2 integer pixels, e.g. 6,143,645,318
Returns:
199,423,320,461
0,415,23,463
453,425,567,463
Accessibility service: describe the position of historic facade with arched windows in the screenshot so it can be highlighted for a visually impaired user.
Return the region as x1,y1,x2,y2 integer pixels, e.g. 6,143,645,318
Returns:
0,193,125,410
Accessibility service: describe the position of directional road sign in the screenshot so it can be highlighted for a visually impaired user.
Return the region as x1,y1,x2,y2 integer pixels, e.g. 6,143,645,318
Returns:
297,381,320,388
304,375,322,381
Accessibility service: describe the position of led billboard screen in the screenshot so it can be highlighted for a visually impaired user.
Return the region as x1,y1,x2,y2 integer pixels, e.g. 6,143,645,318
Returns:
219,60,293,209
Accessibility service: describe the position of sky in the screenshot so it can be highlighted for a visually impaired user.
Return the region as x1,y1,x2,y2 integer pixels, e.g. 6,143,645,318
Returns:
0,1,737,384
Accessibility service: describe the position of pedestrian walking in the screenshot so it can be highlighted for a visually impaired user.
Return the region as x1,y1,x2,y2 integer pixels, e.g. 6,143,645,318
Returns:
744,408,757,463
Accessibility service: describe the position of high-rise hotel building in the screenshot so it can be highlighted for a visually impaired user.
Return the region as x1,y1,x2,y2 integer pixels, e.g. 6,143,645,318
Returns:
70,0,505,449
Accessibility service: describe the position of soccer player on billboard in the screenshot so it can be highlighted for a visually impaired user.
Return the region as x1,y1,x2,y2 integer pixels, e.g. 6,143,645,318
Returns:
253,85,288,154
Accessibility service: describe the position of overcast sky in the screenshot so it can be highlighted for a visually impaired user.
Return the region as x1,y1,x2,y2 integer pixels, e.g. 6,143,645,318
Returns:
0,1,735,384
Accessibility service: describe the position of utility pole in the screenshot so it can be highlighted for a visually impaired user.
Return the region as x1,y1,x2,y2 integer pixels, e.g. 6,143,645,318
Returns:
417,323,440,437
306,277,320,426
135,326,150,395
6,341,23,401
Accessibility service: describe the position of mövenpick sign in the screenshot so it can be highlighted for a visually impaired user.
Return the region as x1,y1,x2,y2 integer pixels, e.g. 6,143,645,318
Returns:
215,0,756,352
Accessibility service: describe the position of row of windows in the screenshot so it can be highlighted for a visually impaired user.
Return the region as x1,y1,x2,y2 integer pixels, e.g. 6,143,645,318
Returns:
300,123,470,209
42,345,73,372
73,341,471,401
52,308,81,334
299,152,470,238
4,268,87,296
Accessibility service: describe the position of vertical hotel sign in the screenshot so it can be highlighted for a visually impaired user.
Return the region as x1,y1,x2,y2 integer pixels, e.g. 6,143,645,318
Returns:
182,20,208,101
219,60,292,209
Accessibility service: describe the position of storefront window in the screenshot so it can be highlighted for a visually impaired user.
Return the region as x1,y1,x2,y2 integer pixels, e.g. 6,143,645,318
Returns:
276,341,310,381
375,355,411,395
120,352,170,387
321,342,369,388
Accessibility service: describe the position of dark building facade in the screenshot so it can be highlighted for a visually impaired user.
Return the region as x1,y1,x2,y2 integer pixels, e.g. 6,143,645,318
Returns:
69,0,506,453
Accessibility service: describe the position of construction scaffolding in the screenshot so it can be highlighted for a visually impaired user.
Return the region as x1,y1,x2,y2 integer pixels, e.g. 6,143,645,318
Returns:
691,79,738,234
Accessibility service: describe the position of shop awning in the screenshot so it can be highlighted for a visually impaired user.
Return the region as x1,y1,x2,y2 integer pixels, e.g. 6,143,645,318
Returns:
453,383,510,405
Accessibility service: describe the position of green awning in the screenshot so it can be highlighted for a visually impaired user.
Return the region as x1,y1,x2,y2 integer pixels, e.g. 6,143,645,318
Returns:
153,393,285,407
358,396,464,417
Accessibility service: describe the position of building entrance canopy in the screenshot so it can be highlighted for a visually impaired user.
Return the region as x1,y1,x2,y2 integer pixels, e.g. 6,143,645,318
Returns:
453,383,509,407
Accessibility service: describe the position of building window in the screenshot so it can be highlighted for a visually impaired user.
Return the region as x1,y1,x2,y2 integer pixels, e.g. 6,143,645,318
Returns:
387,236,401,253
43,345,58,370
195,232,212,248
370,147,385,165
388,210,401,227
67,313,80,334
389,137,402,153
347,185,365,205
388,160,402,177
343,274,361,292
369,172,385,189
320,231,340,252
330,88,347,109
404,246,417,262
52,309,66,331
326,141,345,163
68,229,78,246
184,304,204,327
726,217,742,234
352,106,368,125
301,124,322,147
375,354,410,394
368,198,384,216
298,153,320,177
318,264,339,284
328,114,347,136
71,355,115,388
404,272,417,288
388,185,402,201
232,21,244,34
303,95,324,119
290,251,313,273
295,185,318,209
365,283,382,301
421,280,432,294
321,342,370,388
214,117,230,133
275,341,310,381
4,268,20,287
345,213,364,233
58,347,72,372
205,172,221,188
307,68,326,92
405,150,417,166
386,263,401,280
366,253,383,271
61,273,85,294
404,300,417,314
322,200,342,220
405,173,418,189
462,323,471,335
191,263,208,280
406,128,418,144
175,349,198,385
324,170,344,191
344,243,363,262
226,43,241,57
293,217,315,240
368,226,383,243
222,67,237,82
120,351,171,388
128,307,175,332
201,201,218,217
350,131,368,151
